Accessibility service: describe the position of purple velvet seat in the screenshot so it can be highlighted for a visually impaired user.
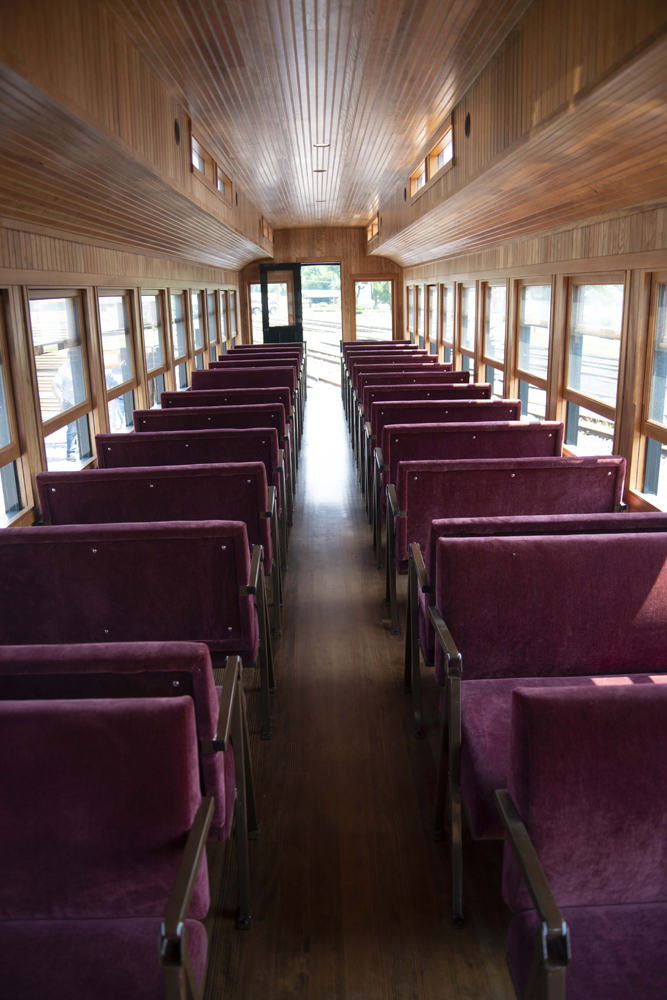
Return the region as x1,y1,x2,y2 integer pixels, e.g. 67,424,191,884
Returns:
499,685,667,999
428,528,667,923
161,387,293,421
96,427,289,547
37,461,284,635
192,365,297,393
398,455,626,650
361,382,492,419
0,696,211,999
0,519,276,738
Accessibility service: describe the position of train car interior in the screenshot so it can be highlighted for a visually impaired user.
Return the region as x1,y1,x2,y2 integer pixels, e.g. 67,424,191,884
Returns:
1,1,667,997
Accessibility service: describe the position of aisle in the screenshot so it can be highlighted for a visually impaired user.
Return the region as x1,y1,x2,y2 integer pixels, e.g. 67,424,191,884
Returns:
204,381,514,1000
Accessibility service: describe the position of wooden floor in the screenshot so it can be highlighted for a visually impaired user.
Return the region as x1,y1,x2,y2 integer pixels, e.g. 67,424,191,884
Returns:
204,380,515,1000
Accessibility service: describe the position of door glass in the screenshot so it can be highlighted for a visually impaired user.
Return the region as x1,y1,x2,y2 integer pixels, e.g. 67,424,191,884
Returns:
355,281,392,342
267,272,294,327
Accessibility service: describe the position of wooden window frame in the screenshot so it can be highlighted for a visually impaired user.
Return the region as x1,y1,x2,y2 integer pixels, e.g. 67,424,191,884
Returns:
216,166,233,204
481,279,509,394
139,289,169,387
206,290,220,363
0,296,21,471
261,218,274,243
457,282,477,371
191,134,215,185
426,284,439,345
514,278,554,397
409,162,426,199
351,275,397,343
406,285,415,342
409,118,454,203
168,289,191,367
366,216,379,242
441,283,455,359
640,270,667,449
228,289,237,344
189,289,207,365
96,288,139,412
219,290,229,350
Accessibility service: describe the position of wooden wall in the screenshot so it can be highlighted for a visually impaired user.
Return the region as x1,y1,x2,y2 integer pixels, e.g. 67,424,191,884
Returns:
240,228,402,342
0,0,272,270
374,0,667,266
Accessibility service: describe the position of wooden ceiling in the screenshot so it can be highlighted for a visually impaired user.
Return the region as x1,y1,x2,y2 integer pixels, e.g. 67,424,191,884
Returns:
375,29,667,267
104,0,533,229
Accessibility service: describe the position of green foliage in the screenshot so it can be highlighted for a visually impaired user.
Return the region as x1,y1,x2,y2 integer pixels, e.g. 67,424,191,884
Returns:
301,264,341,290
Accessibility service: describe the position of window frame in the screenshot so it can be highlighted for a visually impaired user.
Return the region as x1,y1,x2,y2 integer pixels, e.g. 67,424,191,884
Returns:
409,119,454,203
406,286,415,342
514,278,553,397
641,270,667,449
481,279,509,395
0,294,21,471
189,289,207,368
441,283,455,362
206,289,220,363
457,281,477,372
228,289,237,345
426,284,439,346
96,288,138,407
168,288,191,371
139,289,169,383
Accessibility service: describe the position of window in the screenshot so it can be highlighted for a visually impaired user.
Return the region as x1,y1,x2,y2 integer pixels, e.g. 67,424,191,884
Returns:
460,284,476,368
175,361,188,390
428,129,453,177
98,291,137,434
417,287,424,346
229,291,237,341
428,285,438,344
141,292,165,373
219,291,228,346
442,285,454,364
191,292,204,351
191,135,214,183
28,291,93,471
517,282,551,420
483,282,507,396
518,381,547,420
366,216,379,241
108,389,134,433
0,305,25,526
170,292,188,363
641,279,667,505
250,284,262,343
485,365,504,398
217,167,232,202
355,281,392,341
564,280,624,454
208,292,218,362
262,218,274,242
410,162,426,198
147,372,165,409
407,286,414,341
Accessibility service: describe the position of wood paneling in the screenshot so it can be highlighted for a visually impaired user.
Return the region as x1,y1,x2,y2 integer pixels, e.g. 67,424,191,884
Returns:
375,0,667,267
240,227,401,342
103,0,533,229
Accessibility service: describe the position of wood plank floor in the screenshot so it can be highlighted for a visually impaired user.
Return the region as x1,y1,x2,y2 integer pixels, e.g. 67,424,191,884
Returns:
204,380,515,1000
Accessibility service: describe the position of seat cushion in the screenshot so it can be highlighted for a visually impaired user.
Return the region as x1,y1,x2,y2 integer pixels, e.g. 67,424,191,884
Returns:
452,675,659,840
0,917,207,1000
508,902,667,1000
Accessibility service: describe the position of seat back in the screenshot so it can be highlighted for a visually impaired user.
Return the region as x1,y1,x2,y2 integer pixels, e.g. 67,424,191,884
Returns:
0,641,233,837
352,360,443,390
362,383,492,415
209,358,298,375
96,427,283,512
0,521,256,658
161,386,293,418
434,530,667,681
192,366,296,393
37,462,273,572
383,420,563,490
358,370,470,398
0,695,208,919
371,398,522,443
503,684,667,912
133,402,286,440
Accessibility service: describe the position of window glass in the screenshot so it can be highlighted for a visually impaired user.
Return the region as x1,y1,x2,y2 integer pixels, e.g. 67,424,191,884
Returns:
643,437,667,505
428,286,437,342
355,281,392,341
519,380,547,419
417,288,424,339
148,372,165,409
108,389,134,434
176,361,188,390
461,354,472,373
485,365,504,398
565,401,614,455
141,294,164,372
519,285,551,378
170,293,187,360
250,283,262,342
195,354,205,370
648,284,667,428
229,292,237,336
407,287,414,332
0,460,22,526
410,162,426,197
0,343,12,450
219,292,228,341
29,297,87,425
191,292,204,350
208,293,217,344
444,346,452,364
99,294,133,396
567,284,623,407
460,286,476,352
44,414,92,470
443,286,454,345
435,134,453,171
485,284,506,363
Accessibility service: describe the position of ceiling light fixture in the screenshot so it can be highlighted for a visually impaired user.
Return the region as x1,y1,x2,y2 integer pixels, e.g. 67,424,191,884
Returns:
313,143,330,147
313,168,326,173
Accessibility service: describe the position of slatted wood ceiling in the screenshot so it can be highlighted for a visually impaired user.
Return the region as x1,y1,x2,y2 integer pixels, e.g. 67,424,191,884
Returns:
104,0,533,229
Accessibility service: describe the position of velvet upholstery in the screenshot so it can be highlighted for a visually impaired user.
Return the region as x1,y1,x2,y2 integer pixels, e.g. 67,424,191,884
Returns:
503,685,667,998
191,366,297,393
354,364,456,392
210,358,299,369
0,696,209,998
133,403,290,479
453,674,660,841
362,383,492,417
0,917,208,1000
350,356,437,388
357,371,471,400
368,400,523,494
161,387,293,420
0,696,208,918
38,462,274,575
380,420,563,515
507,903,667,1000
433,530,667,685
96,427,283,515
0,520,259,663
0,641,235,839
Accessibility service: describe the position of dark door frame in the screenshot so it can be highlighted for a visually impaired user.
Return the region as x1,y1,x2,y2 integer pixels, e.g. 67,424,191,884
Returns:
259,263,303,343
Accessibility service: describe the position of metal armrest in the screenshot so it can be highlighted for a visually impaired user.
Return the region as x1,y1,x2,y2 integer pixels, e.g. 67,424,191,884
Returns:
161,796,215,942
273,448,285,475
260,486,277,519
495,789,570,967
200,655,241,754
374,446,386,473
240,544,263,596
386,483,405,518
409,542,429,593
428,606,461,672
364,420,372,441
